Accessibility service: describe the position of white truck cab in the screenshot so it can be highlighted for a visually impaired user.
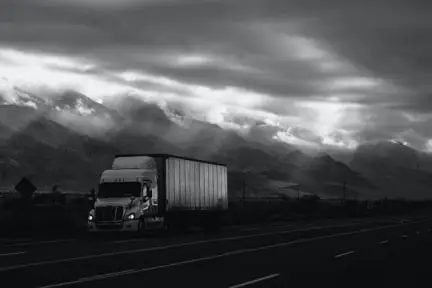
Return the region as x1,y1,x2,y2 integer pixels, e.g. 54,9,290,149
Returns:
87,156,163,233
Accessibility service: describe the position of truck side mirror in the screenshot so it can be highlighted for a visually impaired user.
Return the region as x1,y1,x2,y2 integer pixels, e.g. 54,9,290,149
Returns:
147,186,153,198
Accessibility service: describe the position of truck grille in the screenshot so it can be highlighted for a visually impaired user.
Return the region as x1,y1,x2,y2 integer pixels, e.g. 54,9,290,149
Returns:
95,206,124,222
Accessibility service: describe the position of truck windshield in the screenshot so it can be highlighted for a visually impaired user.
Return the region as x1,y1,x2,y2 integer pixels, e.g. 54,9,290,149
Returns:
98,182,141,198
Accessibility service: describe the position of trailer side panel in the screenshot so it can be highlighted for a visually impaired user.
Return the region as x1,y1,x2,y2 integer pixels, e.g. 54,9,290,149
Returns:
165,157,227,211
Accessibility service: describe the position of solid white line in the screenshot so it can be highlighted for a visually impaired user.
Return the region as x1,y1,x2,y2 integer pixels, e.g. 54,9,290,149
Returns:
3,219,427,274
79,269,138,281
41,270,139,288
334,250,355,259
38,222,425,288
379,240,389,245
112,224,296,244
6,239,75,247
0,251,26,257
0,222,367,272
228,273,280,288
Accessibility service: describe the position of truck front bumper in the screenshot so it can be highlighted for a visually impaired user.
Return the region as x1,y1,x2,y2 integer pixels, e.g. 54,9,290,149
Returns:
87,220,139,232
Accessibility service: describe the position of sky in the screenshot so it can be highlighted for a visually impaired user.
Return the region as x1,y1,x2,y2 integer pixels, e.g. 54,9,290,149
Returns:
1,0,432,151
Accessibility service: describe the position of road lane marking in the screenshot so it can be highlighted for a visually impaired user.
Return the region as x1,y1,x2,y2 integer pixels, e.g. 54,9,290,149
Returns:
0,251,26,257
0,221,380,272
79,269,138,281
108,219,389,245
334,250,355,259
36,221,430,287
112,224,297,244
379,240,389,245
228,274,280,288
3,219,428,273
400,235,408,239
41,270,139,288
6,239,75,247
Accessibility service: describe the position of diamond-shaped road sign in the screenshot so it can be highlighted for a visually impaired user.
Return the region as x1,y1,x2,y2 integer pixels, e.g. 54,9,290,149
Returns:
15,177,37,199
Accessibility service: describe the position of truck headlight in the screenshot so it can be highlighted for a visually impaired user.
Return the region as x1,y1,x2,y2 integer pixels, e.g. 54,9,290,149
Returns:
126,213,135,220
88,214,94,222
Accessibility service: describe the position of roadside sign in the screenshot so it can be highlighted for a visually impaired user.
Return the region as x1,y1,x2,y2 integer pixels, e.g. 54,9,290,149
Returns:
15,177,37,199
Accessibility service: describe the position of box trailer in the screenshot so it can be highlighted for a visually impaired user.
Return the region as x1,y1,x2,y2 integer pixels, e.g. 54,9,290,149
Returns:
87,154,228,233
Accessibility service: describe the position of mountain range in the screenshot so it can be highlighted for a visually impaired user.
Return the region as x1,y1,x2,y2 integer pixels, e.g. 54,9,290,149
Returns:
1,84,432,200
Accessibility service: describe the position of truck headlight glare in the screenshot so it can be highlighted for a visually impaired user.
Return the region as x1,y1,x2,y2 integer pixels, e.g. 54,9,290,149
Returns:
126,213,135,220
88,214,94,222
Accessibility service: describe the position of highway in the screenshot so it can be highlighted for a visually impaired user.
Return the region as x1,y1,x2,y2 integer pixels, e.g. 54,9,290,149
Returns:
0,214,430,288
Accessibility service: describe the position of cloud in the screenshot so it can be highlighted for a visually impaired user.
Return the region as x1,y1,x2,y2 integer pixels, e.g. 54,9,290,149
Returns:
34,0,181,9
1,0,432,150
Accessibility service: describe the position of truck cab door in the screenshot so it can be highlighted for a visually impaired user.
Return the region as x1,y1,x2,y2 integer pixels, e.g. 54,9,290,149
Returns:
141,182,158,215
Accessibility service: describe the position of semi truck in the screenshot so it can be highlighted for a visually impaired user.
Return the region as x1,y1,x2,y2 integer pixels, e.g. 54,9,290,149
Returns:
87,154,228,234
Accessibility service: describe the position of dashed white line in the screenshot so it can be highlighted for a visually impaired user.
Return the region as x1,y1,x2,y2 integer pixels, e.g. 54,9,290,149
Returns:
379,240,389,245
334,250,355,259
2,219,429,275
37,223,419,288
1,224,351,272
400,235,408,239
228,273,280,288
0,251,26,257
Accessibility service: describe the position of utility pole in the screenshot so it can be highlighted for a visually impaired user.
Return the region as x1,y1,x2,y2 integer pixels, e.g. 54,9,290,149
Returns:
297,186,300,201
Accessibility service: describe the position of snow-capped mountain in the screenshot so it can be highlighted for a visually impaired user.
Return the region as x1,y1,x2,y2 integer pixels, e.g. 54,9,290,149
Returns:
1,83,431,200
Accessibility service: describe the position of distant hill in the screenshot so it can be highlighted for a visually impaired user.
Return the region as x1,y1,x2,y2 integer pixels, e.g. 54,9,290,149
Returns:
2,87,431,200
350,141,432,200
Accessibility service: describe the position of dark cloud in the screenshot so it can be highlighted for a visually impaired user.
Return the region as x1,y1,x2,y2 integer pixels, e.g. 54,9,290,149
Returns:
297,0,432,111
0,0,354,99
1,0,432,149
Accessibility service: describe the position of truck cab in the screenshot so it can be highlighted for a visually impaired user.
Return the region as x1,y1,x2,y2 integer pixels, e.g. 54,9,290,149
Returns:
87,156,163,233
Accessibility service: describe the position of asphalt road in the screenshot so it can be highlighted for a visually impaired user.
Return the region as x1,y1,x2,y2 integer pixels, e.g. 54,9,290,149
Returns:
0,214,430,288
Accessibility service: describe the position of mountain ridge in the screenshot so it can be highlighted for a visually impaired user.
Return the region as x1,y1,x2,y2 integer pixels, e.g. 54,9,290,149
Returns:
0,87,431,200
